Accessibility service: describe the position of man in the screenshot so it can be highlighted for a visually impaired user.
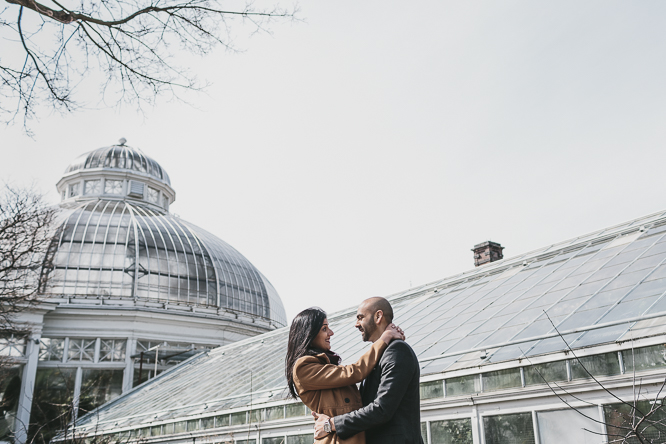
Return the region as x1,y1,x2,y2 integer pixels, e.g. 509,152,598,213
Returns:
313,297,423,444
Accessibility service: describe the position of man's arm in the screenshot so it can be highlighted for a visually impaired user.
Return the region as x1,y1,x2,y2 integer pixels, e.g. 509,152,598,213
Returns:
332,341,416,440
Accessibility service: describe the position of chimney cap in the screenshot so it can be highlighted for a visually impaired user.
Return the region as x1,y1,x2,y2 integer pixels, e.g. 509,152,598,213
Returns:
472,241,504,251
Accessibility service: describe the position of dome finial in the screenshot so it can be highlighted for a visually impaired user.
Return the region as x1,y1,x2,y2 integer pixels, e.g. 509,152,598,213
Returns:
118,137,127,146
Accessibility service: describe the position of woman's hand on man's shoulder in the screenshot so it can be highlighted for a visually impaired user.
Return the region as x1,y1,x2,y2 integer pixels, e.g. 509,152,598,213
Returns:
379,323,406,345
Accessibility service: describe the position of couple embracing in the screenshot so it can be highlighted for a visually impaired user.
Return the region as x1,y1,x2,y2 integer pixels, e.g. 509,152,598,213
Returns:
285,297,423,444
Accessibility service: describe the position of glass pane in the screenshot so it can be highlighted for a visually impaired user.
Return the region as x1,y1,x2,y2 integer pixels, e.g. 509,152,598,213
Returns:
482,368,522,392
67,338,96,362
39,338,64,361
604,400,666,444
186,419,199,431
483,413,535,444
420,380,444,400
287,434,314,444
537,407,602,444
78,369,124,415
0,336,26,358
265,406,284,421
237,440,257,444
99,339,126,362
147,187,160,204
250,409,262,423
230,411,247,425
570,352,621,380
262,438,284,444
202,416,215,429
285,403,305,418
446,375,481,396
431,418,473,444
524,361,568,385
622,344,666,373
0,365,23,440
84,180,101,195
215,414,229,427
104,180,124,195
173,421,186,433
28,368,77,444
421,422,428,443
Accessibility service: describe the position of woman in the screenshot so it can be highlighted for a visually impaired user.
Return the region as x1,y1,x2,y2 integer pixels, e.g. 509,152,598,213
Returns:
285,308,404,444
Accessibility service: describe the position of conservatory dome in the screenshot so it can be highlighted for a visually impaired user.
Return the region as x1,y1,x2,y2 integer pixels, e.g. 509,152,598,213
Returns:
64,142,171,185
47,142,287,328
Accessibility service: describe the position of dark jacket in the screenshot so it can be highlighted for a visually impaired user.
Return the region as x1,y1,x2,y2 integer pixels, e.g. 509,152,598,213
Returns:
333,340,423,444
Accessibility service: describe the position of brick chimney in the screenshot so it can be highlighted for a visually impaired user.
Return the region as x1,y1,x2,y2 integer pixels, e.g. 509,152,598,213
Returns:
472,241,504,267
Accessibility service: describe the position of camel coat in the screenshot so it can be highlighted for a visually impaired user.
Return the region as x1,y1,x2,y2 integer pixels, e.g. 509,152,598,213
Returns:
293,340,388,444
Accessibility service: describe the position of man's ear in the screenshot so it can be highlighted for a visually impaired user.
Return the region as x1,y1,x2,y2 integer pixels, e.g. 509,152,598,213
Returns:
375,309,384,323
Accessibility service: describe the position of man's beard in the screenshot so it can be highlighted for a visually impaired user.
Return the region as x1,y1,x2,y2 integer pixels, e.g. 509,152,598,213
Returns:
361,319,378,341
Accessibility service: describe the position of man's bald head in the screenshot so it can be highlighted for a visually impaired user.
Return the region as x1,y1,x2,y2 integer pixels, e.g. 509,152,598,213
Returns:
355,297,394,342
362,297,394,324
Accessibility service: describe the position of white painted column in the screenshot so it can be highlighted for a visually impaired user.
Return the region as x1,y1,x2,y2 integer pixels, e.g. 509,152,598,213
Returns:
72,367,83,421
14,337,40,444
471,404,482,444
62,338,69,364
123,338,136,393
598,404,608,444
93,338,101,363
532,410,541,444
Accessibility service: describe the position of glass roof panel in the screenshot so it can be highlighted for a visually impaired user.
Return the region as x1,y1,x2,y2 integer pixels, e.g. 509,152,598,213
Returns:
600,295,662,323
420,355,459,373
487,342,539,363
573,324,633,348
525,334,579,357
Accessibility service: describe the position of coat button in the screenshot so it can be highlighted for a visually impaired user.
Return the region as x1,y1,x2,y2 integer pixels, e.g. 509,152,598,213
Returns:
344,398,350,403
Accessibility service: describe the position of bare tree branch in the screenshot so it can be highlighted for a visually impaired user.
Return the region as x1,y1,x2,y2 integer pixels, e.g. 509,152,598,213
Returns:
525,312,666,443
0,0,299,131
0,184,56,335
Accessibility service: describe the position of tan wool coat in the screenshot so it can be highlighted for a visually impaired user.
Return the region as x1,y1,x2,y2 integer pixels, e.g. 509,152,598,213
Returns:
293,340,388,444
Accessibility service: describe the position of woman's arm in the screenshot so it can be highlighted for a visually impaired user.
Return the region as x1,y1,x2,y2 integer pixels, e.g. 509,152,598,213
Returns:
294,340,387,391
294,325,404,391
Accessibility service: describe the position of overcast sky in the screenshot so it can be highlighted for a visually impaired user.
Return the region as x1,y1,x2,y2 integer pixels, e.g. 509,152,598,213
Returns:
3,1,666,322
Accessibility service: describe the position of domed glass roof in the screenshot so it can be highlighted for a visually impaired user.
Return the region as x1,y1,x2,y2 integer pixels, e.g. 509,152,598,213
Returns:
64,144,171,186
47,200,286,327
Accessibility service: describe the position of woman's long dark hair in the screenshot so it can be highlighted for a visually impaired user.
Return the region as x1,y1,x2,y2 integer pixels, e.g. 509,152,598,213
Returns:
285,307,327,399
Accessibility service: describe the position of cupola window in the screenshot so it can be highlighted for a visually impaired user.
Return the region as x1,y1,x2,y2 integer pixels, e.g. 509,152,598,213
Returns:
104,179,123,195
68,183,80,197
147,187,160,204
84,179,101,195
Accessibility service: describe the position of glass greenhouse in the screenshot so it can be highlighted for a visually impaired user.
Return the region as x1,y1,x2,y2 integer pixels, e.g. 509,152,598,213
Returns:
65,207,666,444
0,142,287,444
